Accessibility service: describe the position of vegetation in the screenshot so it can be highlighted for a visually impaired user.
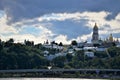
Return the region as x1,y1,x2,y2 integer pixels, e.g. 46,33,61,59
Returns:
71,40,77,46
0,38,120,70
0,39,49,69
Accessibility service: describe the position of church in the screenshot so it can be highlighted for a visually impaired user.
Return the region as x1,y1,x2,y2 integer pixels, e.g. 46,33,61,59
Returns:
91,23,119,47
92,23,99,44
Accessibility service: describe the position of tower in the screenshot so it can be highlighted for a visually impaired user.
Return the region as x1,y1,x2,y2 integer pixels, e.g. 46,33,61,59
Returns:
109,34,113,42
92,23,99,44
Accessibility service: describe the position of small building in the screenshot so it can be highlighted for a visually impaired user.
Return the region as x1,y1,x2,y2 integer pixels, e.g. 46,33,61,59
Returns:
55,52,67,57
68,49,74,54
43,44,51,48
77,42,85,48
95,47,106,51
83,47,95,51
78,42,93,47
43,40,63,50
85,51,94,57
43,50,49,56
117,43,120,47
46,54,55,60
74,47,83,51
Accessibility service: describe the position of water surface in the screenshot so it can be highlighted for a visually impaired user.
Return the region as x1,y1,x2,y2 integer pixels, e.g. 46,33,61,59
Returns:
0,78,108,80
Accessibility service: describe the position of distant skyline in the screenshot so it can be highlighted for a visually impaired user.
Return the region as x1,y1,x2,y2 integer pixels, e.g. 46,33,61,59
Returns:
0,0,120,44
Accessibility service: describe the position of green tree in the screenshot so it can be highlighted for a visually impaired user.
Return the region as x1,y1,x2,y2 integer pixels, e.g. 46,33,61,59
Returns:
108,47,119,57
24,40,34,46
66,53,73,62
4,38,14,47
8,38,14,43
59,42,63,46
0,42,3,51
52,56,66,68
71,40,77,46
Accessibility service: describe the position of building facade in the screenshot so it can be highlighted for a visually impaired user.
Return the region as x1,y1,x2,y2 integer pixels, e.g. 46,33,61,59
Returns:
92,23,99,44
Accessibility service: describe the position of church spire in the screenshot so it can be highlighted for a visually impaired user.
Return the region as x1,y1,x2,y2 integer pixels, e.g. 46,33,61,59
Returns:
94,23,98,29
95,23,97,26
92,23,99,44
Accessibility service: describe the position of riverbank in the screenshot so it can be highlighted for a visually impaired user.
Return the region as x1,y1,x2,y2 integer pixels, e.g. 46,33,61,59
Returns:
0,72,120,79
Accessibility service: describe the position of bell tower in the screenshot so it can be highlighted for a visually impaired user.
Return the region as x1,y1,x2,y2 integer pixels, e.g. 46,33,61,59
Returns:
92,23,99,44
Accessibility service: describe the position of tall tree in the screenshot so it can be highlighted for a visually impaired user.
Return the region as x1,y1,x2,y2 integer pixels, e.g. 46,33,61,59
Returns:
71,40,77,46
59,42,63,46
8,38,14,43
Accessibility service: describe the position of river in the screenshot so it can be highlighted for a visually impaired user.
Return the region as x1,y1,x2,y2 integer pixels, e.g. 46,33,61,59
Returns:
0,78,108,80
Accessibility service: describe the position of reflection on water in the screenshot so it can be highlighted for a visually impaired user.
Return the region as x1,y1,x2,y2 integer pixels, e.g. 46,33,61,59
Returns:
0,78,108,80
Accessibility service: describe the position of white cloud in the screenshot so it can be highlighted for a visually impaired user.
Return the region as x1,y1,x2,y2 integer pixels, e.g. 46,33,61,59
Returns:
54,35,71,44
38,11,120,30
1,10,120,44
0,11,54,44
38,11,109,24
0,11,18,34
76,33,92,42
38,12,81,22
85,12,120,34
37,11,120,35
0,34,51,44
37,11,120,42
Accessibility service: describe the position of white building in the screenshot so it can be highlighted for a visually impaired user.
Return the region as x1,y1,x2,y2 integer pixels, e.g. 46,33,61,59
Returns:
43,50,49,56
95,47,106,51
43,42,63,50
68,49,74,54
116,43,120,47
74,47,83,51
83,47,95,51
85,51,94,57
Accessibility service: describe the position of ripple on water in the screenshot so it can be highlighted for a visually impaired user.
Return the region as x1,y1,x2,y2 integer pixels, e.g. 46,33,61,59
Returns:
0,78,108,80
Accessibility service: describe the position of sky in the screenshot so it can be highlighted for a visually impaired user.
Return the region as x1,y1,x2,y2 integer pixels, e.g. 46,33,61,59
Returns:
0,0,120,44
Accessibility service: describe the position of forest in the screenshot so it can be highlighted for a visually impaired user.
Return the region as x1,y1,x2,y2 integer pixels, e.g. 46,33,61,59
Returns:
0,38,120,70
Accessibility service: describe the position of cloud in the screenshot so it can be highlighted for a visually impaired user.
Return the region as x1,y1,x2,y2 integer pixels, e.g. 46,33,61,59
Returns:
38,12,81,22
37,11,120,39
0,34,48,44
0,0,120,24
0,9,120,44
77,33,93,42
0,11,18,34
54,35,71,44
0,10,55,44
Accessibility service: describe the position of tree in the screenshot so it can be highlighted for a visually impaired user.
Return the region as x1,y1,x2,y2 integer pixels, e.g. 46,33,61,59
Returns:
59,42,63,46
107,46,120,57
24,40,34,46
0,40,3,51
52,56,66,68
71,40,77,46
8,38,14,43
0,44,3,51
51,41,56,45
35,43,42,49
4,38,14,47
93,43,100,47
66,54,73,62
0,39,1,43
64,64,71,69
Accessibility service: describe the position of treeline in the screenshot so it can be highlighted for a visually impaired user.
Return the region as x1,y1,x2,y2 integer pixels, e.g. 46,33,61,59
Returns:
0,38,49,69
0,38,120,70
52,49,120,69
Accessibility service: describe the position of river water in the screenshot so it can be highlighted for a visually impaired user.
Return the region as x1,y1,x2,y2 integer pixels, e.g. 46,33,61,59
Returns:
0,78,108,80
